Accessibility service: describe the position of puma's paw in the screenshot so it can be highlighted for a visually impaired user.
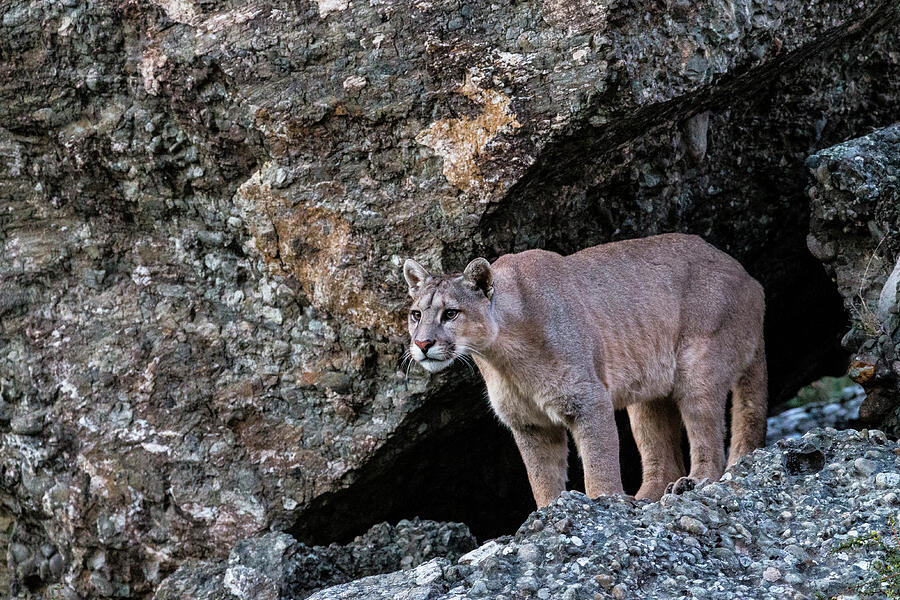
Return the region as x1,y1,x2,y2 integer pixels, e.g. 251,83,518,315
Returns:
664,476,708,496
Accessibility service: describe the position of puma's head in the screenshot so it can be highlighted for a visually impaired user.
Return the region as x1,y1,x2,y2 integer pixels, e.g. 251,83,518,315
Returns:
403,257,496,373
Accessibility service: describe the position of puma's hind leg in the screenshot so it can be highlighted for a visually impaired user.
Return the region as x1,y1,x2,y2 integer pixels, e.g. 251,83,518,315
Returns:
668,388,727,495
728,343,768,465
666,336,737,495
628,400,686,501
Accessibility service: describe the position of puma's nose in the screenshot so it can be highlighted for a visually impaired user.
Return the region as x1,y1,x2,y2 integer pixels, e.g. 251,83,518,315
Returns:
415,339,435,353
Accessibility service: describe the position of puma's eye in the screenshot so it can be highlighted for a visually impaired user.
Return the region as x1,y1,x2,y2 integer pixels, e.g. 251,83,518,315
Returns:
443,309,459,321
410,310,421,322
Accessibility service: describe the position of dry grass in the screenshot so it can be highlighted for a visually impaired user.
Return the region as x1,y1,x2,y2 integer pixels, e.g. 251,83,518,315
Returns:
850,237,889,339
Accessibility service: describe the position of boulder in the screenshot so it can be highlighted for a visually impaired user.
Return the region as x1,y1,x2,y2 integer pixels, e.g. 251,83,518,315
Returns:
153,518,476,600
807,123,900,436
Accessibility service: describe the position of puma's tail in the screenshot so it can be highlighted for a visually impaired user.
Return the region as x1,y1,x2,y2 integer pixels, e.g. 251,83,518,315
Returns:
728,343,768,466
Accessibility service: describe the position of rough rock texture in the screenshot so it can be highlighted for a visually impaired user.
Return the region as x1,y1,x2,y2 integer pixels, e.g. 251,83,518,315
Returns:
152,518,476,600
807,124,900,436
310,429,900,600
152,402,883,600
2,0,900,599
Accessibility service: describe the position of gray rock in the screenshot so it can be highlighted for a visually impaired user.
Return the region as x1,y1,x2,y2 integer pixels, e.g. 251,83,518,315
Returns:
306,430,900,600
678,516,708,536
807,123,900,437
766,385,864,445
0,0,898,596
853,457,878,476
9,409,45,435
154,518,476,600
876,472,900,488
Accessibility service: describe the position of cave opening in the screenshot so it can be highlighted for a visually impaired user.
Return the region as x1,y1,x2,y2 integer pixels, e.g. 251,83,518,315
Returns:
290,22,877,545
292,358,851,549
293,250,851,548
290,383,644,546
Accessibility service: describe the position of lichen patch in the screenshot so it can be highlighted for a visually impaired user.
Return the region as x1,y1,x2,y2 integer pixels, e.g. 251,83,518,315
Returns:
235,167,403,333
541,0,608,34
416,75,522,198
149,0,200,25
139,46,168,96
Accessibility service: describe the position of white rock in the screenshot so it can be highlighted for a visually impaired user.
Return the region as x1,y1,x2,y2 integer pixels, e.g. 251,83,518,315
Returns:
876,472,900,488
458,540,502,566
413,559,444,585
877,255,900,323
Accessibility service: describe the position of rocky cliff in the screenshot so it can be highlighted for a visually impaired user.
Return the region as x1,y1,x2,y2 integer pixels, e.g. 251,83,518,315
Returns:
1,0,899,597
807,123,900,437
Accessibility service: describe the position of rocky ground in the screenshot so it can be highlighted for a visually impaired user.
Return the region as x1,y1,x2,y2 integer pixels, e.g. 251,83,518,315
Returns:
149,397,891,600
153,427,900,600
310,429,900,600
765,384,864,445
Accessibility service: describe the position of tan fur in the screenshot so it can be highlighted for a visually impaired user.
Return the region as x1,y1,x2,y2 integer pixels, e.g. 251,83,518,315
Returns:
403,233,767,507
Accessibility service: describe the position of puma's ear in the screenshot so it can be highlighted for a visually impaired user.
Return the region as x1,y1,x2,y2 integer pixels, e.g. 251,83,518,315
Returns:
463,257,493,299
403,259,432,297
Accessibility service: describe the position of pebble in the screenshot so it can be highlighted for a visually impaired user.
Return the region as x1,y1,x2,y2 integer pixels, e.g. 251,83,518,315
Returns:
679,516,708,536
854,458,877,476
517,544,541,564
554,518,572,533
876,472,900,488
517,577,539,592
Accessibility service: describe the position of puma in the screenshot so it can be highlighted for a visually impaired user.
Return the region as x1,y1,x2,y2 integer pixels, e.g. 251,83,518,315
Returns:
403,233,767,506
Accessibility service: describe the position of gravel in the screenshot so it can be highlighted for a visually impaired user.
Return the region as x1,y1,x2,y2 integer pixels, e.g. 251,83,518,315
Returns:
766,384,864,445
308,428,900,600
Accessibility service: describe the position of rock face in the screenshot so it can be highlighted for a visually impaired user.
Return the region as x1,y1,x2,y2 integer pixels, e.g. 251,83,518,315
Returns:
184,429,900,600
1,0,899,598
153,518,476,600
807,124,900,436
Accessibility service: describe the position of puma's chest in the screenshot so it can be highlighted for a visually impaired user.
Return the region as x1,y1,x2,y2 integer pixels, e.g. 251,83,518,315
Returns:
476,361,580,429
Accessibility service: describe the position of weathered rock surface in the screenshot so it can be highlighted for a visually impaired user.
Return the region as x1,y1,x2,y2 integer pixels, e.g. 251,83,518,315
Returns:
1,0,899,598
807,124,900,436
180,429,900,600
153,518,476,600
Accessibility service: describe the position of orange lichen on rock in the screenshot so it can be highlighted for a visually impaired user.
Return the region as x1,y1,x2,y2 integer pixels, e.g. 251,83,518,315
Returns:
848,359,876,384
236,171,404,333
416,75,522,197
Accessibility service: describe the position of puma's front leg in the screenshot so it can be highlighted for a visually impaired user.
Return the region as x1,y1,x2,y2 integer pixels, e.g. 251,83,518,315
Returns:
569,392,624,498
511,424,569,508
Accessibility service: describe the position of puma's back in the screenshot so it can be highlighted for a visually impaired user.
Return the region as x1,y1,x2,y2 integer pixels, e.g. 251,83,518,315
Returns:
487,233,765,411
